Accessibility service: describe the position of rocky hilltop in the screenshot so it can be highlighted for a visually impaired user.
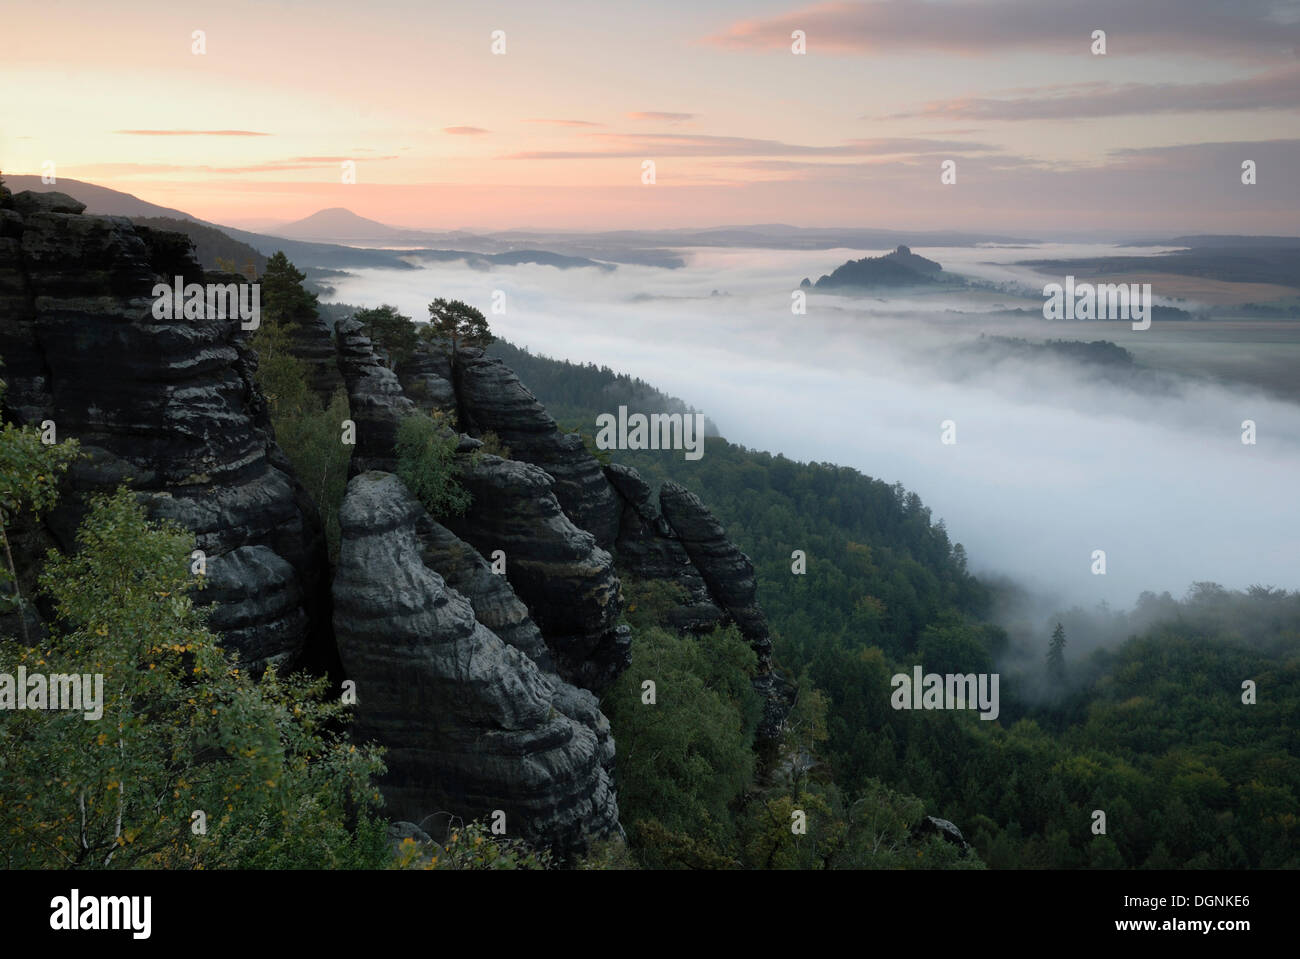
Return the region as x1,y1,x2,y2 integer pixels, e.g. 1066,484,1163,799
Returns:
0,185,789,854
802,244,952,290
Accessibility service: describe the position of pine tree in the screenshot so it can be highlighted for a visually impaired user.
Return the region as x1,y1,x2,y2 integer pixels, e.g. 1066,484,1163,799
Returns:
1047,621,1067,689
423,298,493,354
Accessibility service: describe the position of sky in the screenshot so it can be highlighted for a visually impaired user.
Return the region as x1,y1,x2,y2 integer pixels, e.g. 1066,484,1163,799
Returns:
2,0,1299,232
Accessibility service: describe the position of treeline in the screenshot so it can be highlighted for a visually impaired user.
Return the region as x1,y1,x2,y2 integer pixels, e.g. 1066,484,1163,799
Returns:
508,347,1298,869
489,340,716,435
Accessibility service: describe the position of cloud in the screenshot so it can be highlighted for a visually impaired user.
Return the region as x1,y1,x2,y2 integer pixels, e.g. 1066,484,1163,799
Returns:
506,133,997,159
890,66,1300,120
444,126,490,135
706,0,1300,59
527,118,606,127
73,156,399,176
113,129,271,136
628,112,697,122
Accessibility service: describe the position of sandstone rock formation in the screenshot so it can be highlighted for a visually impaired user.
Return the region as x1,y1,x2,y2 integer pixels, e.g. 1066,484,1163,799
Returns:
0,191,329,672
332,471,620,854
603,463,726,634
334,316,415,475
397,338,457,418
453,348,620,549
444,453,630,692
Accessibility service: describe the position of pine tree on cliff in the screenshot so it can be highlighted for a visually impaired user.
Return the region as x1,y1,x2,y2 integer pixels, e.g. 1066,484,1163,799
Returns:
1047,621,1067,690
423,298,493,355
261,251,318,328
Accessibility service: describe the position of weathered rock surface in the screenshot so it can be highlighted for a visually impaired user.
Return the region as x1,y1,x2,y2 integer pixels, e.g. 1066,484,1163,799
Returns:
332,471,620,853
414,512,616,775
444,454,630,692
397,339,457,417
912,815,972,855
453,348,620,549
604,463,725,634
335,317,414,475
659,481,772,658
659,480,794,737
288,309,345,406
0,195,329,672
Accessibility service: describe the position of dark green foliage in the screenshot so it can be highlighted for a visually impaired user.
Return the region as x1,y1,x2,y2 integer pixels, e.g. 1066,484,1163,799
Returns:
260,252,319,328
0,488,389,869
354,304,418,372
424,298,493,352
489,340,707,429
1047,622,1067,689
601,623,760,866
247,255,351,559
394,414,471,519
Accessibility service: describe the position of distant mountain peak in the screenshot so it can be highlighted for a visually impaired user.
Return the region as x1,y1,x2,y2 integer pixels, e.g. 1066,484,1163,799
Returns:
276,207,403,240
810,245,950,290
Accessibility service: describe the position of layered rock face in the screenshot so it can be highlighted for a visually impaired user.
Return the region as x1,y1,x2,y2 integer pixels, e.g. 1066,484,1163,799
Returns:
334,329,630,694
453,348,620,549
444,454,630,692
397,339,457,417
658,480,793,737
288,309,345,406
334,317,415,475
603,463,725,635
0,190,329,672
332,472,620,853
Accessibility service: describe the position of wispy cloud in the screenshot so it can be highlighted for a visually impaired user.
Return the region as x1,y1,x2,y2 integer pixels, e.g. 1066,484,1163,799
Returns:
443,126,490,135
628,112,697,122
507,134,997,159
526,118,606,127
890,66,1300,120
706,0,1300,59
113,129,271,136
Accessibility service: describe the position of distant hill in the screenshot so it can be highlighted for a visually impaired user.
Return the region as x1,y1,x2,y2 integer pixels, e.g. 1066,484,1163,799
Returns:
1126,235,1300,249
803,245,957,290
274,207,407,242
131,216,268,275
2,175,196,220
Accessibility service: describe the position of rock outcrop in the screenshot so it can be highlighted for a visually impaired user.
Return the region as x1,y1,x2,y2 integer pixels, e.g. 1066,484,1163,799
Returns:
332,472,620,854
603,463,726,634
397,339,457,418
445,454,630,692
659,480,793,736
334,317,415,475
0,192,329,672
453,348,620,549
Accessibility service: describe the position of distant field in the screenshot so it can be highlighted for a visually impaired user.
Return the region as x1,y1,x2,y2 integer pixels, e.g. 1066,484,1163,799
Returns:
975,316,1300,403
1033,270,1299,307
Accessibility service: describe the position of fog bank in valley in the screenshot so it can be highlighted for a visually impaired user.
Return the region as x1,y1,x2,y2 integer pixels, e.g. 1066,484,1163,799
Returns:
325,244,1300,621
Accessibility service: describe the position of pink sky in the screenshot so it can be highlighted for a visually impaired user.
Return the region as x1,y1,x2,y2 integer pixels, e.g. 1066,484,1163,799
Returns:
2,0,1298,232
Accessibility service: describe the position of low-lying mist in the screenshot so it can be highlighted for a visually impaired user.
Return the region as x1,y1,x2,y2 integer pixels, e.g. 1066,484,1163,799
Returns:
324,243,1300,625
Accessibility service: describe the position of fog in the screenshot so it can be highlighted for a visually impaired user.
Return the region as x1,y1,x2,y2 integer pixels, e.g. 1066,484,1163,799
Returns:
324,243,1300,615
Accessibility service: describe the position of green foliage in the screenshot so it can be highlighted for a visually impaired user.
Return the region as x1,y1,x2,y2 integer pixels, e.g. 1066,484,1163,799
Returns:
0,487,389,868
274,388,352,559
393,819,553,870
1047,622,1067,689
260,252,319,328
394,414,471,519
354,304,418,372
477,430,511,459
602,622,760,867
424,298,493,351
247,255,351,560
0,376,81,636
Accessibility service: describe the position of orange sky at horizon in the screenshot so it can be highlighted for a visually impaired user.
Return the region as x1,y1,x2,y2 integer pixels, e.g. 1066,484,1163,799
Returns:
3,0,1298,233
